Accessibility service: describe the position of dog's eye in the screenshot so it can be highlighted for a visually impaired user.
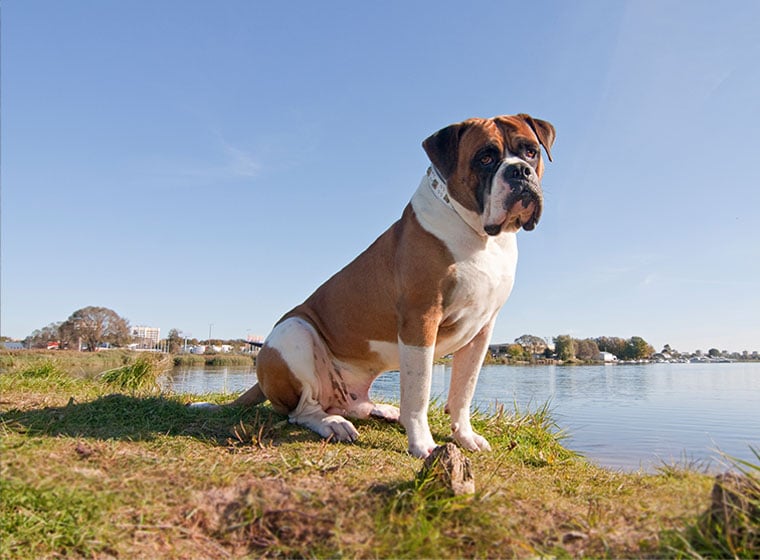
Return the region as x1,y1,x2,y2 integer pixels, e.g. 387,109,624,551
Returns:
524,147,538,159
479,154,495,166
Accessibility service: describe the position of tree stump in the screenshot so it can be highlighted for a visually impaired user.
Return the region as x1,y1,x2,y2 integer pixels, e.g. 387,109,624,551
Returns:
418,443,475,496
705,472,760,547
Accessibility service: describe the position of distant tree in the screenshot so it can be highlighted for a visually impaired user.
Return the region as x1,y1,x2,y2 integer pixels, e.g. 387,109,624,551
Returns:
575,338,600,361
25,322,62,349
594,336,628,359
708,348,721,358
507,343,528,361
554,335,576,361
59,306,131,351
167,328,184,354
626,336,655,360
514,334,548,357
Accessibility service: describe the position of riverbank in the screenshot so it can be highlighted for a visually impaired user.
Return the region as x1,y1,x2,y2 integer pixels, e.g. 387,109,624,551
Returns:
1,351,756,558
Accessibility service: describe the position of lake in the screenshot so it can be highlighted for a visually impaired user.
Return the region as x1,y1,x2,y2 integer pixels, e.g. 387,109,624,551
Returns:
162,362,760,471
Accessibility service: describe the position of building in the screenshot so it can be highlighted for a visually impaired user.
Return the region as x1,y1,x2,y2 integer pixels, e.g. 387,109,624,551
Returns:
132,326,160,349
597,351,618,362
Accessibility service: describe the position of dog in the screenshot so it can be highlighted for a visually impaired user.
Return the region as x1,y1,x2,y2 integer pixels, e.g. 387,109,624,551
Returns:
193,114,554,458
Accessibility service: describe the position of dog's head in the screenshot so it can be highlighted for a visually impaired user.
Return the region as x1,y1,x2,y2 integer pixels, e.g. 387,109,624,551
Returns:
423,114,555,236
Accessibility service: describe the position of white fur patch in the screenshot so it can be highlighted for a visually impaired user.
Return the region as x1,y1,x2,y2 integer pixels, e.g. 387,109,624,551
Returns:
483,156,526,232
398,341,437,458
368,339,400,368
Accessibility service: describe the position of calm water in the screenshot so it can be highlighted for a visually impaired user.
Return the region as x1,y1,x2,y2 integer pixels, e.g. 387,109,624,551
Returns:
163,362,760,471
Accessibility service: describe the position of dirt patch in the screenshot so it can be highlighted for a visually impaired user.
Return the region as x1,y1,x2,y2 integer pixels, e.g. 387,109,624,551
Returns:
186,477,340,556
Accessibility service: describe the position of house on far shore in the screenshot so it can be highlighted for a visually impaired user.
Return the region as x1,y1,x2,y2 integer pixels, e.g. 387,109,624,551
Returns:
597,351,618,362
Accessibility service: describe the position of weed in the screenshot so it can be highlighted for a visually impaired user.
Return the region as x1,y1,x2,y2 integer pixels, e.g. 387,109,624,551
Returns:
101,354,170,393
17,359,64,379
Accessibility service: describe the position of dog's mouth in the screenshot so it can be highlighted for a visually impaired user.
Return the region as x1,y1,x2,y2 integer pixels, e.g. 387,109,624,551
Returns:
484,183,543,236
509,187,543,231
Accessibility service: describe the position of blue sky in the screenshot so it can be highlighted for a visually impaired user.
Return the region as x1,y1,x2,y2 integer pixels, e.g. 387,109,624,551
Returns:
2,1,759,353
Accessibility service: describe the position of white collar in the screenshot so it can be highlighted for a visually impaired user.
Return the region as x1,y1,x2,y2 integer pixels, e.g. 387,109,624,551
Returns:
425,165,454,210
422,165,485,236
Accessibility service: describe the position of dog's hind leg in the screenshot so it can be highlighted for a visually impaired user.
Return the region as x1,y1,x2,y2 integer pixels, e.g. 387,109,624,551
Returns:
261,317,361,442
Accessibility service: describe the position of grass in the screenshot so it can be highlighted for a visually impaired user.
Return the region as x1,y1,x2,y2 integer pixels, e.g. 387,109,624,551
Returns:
101,353,171,393
173,353,255,367
1,351,754,558
0,349,136,375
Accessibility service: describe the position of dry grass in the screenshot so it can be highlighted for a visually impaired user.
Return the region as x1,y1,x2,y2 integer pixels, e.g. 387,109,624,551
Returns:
0,351,739,558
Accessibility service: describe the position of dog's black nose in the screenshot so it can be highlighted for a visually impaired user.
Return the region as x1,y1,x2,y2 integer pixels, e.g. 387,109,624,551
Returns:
484,224,502,236
503,161,534,182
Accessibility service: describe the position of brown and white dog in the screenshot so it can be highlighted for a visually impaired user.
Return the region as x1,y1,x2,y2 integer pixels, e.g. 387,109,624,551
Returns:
194,114,555,458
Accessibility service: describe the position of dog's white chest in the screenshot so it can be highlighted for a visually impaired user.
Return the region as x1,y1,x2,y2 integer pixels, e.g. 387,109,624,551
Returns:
436,234,517,355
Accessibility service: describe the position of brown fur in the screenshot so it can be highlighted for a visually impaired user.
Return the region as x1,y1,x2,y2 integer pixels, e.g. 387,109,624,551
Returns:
278,203,455,364
236,347,301,414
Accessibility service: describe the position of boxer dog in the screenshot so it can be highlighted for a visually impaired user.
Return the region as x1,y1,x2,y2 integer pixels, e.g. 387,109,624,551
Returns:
193,114,554,458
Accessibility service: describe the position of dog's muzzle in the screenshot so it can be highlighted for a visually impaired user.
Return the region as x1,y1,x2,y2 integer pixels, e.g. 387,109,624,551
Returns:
498,161,543,234
506,183,543,231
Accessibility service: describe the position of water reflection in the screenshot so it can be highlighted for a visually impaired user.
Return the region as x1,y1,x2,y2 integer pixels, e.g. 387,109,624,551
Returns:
166,365,256,396
163,362,760,471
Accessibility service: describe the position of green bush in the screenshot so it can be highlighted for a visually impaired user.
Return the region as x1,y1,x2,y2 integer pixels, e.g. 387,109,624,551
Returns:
101,354,170,393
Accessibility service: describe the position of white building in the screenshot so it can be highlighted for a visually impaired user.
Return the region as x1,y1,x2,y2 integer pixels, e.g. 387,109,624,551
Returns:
597,351,618,362
132,326,160,349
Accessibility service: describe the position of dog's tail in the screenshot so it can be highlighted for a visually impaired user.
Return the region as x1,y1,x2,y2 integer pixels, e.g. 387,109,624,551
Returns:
229,383,267,408
187,382,267,411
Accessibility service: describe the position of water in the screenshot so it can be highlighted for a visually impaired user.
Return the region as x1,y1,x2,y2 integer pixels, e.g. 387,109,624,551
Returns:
163,362,760,471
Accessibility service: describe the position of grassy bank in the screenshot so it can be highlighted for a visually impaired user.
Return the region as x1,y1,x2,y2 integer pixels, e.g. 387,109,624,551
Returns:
0,349,137,376
1,352,756,558
173,353,255,367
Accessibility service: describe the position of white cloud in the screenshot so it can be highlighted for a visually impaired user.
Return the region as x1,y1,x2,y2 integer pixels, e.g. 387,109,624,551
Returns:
216,136,262,179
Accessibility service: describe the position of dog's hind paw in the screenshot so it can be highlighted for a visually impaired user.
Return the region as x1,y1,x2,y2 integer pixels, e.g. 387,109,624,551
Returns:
291,408,361,443
370,403,400,422
323,415,360,442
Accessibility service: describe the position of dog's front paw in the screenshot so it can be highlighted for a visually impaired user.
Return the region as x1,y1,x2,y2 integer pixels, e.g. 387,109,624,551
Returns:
408,435,437,459
452,428,492,452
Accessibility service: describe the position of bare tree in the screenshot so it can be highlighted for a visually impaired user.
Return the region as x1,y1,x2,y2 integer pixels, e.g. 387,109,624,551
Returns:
167,328,184,354
60,306,131,351
575,338,600,361
514,334,548,357
25,322,62,349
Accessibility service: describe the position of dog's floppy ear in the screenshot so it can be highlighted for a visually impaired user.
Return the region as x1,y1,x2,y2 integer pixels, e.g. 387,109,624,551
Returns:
518,114,556,162
422,122,467,180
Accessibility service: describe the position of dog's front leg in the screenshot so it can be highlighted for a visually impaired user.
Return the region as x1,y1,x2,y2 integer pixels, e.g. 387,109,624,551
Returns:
447,322,494,452
399,341,437,458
